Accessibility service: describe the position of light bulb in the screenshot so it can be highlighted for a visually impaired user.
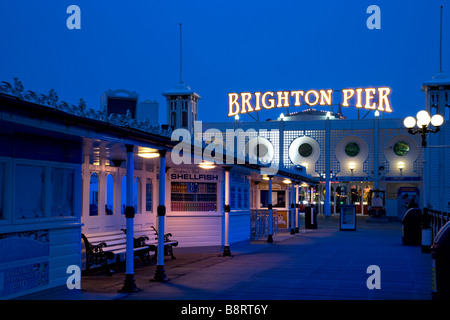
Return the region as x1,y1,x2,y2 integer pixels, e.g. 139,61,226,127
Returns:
416,110,431,127
403,116,416,129
431,114,444,127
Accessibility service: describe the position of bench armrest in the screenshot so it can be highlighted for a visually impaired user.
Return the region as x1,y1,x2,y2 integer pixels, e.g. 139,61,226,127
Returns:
134,236,149,248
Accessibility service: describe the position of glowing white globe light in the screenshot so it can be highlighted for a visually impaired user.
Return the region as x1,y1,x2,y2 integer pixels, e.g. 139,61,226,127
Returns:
403,116,416,129
416,110,431,127
431,114,444,127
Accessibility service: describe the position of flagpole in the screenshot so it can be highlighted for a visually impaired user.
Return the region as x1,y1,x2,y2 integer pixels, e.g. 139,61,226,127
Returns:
180,23,183,83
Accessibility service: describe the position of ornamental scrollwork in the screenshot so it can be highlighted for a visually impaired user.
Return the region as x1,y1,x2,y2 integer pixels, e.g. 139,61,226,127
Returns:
0,78,172,138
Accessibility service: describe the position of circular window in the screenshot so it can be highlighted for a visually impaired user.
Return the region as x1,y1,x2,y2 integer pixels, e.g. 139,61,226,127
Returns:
244,137,274,164
394,141,410,156
298,143,313,157
254,144,268,157
345,142,360,157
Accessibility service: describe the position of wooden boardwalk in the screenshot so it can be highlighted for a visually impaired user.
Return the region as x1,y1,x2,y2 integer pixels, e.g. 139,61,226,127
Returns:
79,216,431,300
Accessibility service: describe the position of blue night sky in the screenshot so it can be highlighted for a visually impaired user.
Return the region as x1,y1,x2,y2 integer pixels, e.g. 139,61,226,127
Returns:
0,0,448,124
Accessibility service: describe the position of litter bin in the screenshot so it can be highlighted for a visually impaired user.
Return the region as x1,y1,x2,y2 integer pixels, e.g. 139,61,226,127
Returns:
431,221,450,300
305,205,317,229
402,208,422,245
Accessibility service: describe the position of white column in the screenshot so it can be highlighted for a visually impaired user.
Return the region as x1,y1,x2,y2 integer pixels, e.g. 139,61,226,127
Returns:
290,184,295,234
268,176,274,243
223,166,231,256
325,116,331,216
295,184,299,232
81,154,90,218
333,187,337,214
121,144,137,292
374,114,380,189
423,146,429,208
153,149,169,281
361,184,364,214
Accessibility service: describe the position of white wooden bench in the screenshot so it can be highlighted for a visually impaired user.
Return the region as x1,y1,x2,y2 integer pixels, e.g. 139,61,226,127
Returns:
82,226,178,275
133,226,179,263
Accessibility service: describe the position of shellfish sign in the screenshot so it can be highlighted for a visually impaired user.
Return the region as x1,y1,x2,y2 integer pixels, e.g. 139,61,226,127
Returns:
228,87,392,117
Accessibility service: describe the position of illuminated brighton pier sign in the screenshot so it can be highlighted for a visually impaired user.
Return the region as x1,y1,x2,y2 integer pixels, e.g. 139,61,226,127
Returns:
228,87,392,117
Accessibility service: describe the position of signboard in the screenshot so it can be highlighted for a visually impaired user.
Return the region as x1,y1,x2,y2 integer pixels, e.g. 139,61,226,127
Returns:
340,205,356,231
169,168,221,182
384,177,421,182
0,230,50,297
228,87,392,117
333,176,368,182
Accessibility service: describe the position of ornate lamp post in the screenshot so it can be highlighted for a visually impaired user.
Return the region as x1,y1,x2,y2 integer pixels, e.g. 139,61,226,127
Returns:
403,110,444,209
403,110,444,147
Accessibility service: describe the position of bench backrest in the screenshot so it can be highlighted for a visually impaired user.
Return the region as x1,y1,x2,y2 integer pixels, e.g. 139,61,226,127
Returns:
83,228,159,251
134,228,158,244
83,230,128,253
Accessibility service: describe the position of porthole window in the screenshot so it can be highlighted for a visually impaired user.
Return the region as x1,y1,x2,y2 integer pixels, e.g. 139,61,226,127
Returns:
254,144,268,158
394,141,410,156
298,143,313,158
244,137,274,164
345,142,360,157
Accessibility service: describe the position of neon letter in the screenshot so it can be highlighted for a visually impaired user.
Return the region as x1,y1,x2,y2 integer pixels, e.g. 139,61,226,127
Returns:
276,91,290,108
241,92,253,113
355,88,363,108
228,93,240,117
319,89,333,106
377,87,392,112
304,90,319,106
290,91,304,106
254,92,262,111
364,88,376,110
342,89,355,107
262,92,275,109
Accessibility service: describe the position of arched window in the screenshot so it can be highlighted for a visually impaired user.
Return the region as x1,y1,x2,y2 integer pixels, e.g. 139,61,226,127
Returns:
105,174,114,215
182,111,188,127
171,112,176,129
134,177,141,214
146,178,153,212
89,172,99,216
121,175,126,214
